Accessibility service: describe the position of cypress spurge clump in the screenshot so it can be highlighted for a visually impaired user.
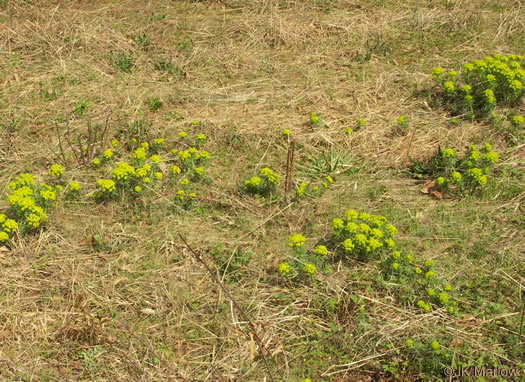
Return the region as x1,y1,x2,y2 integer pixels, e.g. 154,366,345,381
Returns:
410,142,499,197
432,54,524,120
278,233,330,282
331,209,398,261
244,167,280,197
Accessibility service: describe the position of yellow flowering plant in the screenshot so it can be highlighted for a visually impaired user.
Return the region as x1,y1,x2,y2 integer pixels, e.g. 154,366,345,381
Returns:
331,209,396,261
2,173,54,236
309,111,327,128
294,176,334,200
432,54,524,120
396,115,409,135
244,167,281,197
68,181,81,195
244,167,280,197
49,164,64,178
507,114,524,144
150,138,164,154
409,143,499,197
278,231,335,282
95,179,117,200
383,249,457,315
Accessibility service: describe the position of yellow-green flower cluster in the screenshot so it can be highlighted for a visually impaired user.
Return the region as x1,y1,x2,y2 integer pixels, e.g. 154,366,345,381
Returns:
111,161,136,181
303,263,316,277
442,148,454,158
8,173,35,190
69,181,81,192
310,112,320,125
149,154,161,163
4,173,52,233
103,149,113,160
39,186,56,201
135,164,151,178
195,150,210,161
0,215,18,241
388,251,457,314
260,168,280,185
244,176,260,191
133,147,147,161
97,179,116,194
431,143,498,196
332,209,395,260
244,168,280,197
432,67,444,80
450,171,462,183
288,233,306,248
483,89,495,104
467,168,487,186
295,176,334,199
443,81,455,94
314,245,328,256
296,182,307,197
434,54,524,120
49,164,64,178
278,262,290,276
511,115,524,127
397,115,407,126
178,150,191,161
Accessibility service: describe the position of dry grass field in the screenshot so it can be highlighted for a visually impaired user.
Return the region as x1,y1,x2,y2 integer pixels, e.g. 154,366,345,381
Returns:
0,0,524,381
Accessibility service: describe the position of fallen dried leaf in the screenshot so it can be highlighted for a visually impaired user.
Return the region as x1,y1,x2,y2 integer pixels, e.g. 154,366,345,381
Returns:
430,190,442,199
112,276,128,287
249,333,256,360
81,235,94,246
420,181,436,194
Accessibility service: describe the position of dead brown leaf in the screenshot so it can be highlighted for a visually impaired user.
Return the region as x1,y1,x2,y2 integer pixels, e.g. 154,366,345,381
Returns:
249,333,256,360
112,276,128,287
430,190,442,199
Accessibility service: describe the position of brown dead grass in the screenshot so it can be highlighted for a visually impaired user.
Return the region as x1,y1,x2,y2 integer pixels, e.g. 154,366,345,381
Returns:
0,0,523,381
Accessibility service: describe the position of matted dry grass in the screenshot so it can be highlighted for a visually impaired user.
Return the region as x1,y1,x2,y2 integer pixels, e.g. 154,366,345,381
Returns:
0,0,523,381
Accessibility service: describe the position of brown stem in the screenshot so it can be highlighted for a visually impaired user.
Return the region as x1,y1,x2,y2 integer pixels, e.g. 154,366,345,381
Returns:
288,141,295,193
284,140,295,201
64,117,80,166
77,135,87,167
54,122,67,164
87,115,93,161
406,125,417,161
100,109,111,154
178,234,277,382
520,299,525,338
